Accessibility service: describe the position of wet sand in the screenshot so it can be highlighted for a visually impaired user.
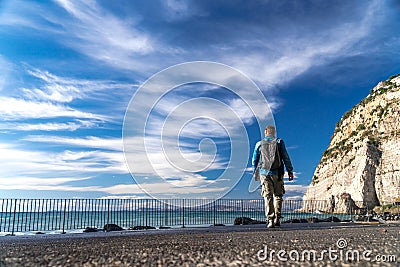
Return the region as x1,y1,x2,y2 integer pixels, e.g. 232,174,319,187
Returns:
0,223,399,266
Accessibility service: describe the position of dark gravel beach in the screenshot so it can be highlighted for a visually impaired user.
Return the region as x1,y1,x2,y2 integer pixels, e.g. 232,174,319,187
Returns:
0,223,399,266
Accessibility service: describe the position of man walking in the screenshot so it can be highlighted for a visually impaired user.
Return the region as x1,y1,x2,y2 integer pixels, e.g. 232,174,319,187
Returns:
252,125,294,228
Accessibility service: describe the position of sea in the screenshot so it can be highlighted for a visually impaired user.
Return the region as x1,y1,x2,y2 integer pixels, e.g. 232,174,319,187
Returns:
0,210,345,236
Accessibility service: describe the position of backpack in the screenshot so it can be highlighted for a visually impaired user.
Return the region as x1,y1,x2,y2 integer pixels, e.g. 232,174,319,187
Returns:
260,138,281,171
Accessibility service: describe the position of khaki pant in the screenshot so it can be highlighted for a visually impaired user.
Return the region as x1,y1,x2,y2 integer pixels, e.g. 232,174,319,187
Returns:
260,174,285,220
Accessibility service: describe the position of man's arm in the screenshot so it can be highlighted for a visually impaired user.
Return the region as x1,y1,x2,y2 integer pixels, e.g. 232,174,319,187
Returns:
252,141,261,172
278,139,294,179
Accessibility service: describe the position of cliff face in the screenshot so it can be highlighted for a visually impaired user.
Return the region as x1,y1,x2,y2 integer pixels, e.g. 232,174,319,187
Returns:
303,75,400,211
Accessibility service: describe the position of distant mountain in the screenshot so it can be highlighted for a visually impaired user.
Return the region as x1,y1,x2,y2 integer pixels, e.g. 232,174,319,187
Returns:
303,74,400,212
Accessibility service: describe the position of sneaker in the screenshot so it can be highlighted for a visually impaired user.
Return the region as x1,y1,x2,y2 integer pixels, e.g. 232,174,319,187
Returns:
274,217,281,227
267,220,275,228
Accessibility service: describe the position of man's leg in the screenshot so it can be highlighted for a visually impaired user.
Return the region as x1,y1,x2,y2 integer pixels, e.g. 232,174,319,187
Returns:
274,195,283,226
273,175,285,226
260,175,275,227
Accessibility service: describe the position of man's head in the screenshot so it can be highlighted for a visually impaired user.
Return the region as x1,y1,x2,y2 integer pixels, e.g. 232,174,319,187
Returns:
265,125,276,137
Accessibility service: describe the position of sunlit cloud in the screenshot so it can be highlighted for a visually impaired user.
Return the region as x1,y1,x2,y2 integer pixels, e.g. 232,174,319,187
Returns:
23,67,135,103
0,120,98,131
0,142,128,186
224,1,380,87
0,96,106,121
23,135,123,151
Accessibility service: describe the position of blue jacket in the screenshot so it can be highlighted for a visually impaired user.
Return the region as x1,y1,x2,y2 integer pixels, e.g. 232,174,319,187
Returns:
252,136,293,176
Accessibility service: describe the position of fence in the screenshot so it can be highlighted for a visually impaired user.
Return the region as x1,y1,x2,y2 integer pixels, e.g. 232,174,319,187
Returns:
0,198,398,235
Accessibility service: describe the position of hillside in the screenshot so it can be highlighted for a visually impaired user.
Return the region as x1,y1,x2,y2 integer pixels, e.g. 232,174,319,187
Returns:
302,74,400,212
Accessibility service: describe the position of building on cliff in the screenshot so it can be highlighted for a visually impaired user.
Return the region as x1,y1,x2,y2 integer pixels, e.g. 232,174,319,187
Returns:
302,74,400,213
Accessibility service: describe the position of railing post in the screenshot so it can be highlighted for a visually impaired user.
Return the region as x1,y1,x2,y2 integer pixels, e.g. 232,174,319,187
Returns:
11,199,17,236
107,199,110,226
213,200,216,226
241,199,244,225
62,199,67,234
349,199,353,222
164,202,168,226
182,199,185,228
145,199,149,228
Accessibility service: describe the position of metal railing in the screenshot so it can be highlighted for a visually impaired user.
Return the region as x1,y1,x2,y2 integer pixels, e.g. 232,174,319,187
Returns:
0,198,398,235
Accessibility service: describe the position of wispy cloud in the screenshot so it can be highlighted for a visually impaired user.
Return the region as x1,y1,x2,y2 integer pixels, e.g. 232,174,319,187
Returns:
0,181,228,196
99,183,228,195
0,176,92,188
0,142,128,185
284,184,308,199
0,140,228,196
0,120,98,132
21,134,226,188
54,0,153,53
0,96,105,121
23,68,133,103
47,0,165,72
225,1,380,87
0,0,168,72
0,67,135,125
24,135,123,151
3,133,214,192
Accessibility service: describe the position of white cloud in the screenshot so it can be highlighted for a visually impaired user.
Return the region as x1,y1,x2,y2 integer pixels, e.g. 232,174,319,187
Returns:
0,120,97,131
0,176,92,187
0,141,228,195
225,1,379,87
23,68,135,103
284,195,304,201
0,96,105,121
101,183,228,195
24,135,123,151
0,66,135,127
0,180,228,196
0,0,164,72
0,142,128,187
55,0,153,53
48,0,159,71
20,135,221,186
284,184,308,200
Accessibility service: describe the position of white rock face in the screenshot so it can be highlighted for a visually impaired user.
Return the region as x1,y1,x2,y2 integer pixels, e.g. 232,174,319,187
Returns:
303,75,400,211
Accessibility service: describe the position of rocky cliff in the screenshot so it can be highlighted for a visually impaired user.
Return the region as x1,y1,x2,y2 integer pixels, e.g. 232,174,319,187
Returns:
303,74,400,212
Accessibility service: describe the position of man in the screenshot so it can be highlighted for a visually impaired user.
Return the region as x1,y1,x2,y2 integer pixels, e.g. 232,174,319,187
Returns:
252,125,294,228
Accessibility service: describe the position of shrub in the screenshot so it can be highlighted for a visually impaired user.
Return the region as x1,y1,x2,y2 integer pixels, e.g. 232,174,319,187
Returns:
342,109,353,121
356,124,366,131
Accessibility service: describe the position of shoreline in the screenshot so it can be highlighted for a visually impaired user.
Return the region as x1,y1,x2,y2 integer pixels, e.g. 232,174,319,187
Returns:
2,219,397,239
0,221,387,239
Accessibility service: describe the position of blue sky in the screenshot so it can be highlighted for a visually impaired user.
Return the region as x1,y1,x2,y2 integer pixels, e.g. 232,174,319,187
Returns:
0,0,400,200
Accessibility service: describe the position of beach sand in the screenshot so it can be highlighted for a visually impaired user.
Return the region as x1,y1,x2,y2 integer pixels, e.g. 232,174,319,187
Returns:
0,223,399,266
